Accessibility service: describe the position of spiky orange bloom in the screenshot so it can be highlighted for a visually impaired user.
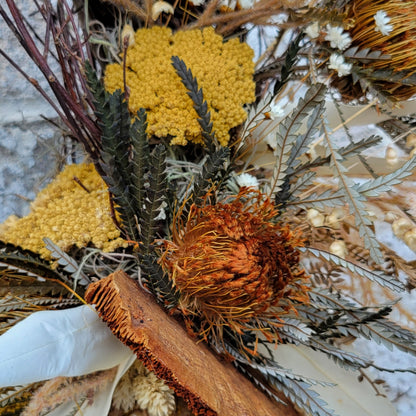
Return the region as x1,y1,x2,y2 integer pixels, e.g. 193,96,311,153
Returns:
348,0,416,71
160,190,309,346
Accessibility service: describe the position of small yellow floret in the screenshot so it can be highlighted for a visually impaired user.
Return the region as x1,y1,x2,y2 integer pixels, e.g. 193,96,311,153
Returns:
0,164,126,258
104,27,255,146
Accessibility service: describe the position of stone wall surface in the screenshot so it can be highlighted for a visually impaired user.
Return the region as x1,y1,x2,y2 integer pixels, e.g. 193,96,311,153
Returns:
0,0,60,222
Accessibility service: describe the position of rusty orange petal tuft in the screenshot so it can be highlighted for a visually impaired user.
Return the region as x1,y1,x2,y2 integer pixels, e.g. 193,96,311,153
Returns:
160,189,309,346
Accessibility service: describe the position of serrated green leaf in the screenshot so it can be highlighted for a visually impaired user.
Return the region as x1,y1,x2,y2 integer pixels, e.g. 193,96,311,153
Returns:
0,241,69,284
356,155,416,197
303,247,405,291
267,83,326,197
271,345,397,416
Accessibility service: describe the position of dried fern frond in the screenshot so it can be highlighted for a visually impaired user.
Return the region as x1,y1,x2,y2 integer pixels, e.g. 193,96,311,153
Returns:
356,156,416,197
0,241,71,286
265,83,326,199
85,62,175,304
98,0,149,21
304,247,404,292
21,368,117,416
273,32,306,96
0,383,41,415
86,62,138,240
0,294,80,314
307,289,416,358
0,269,64,298
0,295,80,335
0,241,84,334
130,108,151,223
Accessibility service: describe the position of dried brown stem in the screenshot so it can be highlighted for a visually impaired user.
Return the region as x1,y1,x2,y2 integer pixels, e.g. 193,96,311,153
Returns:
102,0,148,20
190,0,292,35
0,0,104,174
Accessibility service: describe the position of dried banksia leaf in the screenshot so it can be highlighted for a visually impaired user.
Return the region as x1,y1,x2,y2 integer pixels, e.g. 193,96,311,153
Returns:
85,270,297,416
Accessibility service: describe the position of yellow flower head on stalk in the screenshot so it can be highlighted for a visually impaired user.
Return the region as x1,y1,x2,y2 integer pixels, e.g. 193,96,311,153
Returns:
0,164,126,258
104,26,255,146
346,0,416,100
160,189,309,350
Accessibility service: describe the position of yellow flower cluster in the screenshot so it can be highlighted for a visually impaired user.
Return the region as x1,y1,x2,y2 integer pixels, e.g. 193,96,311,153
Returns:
0,164,126,258
104,26,255,146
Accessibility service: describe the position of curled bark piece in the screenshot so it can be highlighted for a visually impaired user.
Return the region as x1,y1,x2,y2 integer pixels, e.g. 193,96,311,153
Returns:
85,270,298,416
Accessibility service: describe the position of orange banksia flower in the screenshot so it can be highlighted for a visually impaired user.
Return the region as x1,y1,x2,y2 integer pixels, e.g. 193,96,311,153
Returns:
348,0,416,73
341,0,416,101
160,189,309,348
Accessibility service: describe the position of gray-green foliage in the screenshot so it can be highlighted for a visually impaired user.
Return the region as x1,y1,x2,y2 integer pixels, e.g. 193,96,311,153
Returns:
266,83,326,199
224,81,416,416
85,62,168,249
266,82,416,265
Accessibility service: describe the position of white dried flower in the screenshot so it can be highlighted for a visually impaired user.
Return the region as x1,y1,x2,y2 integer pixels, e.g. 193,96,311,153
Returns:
236,173,259,189
328,53,352,77
152,1,174,21
132,370,175,416
189,0,205,5
269,101,285,119
307,208,325,227
325,25,352,51
304,22,320,39
325,207,344,229
329,240,348,258
113,370,135,412
374,10,393,36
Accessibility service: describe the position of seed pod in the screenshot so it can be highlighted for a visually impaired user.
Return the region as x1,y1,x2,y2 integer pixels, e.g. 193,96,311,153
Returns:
330,240,348,258
392,217,413,238
307,208,325,227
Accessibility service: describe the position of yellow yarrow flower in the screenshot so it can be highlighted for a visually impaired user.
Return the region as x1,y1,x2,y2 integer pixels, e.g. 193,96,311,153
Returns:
104,26,255,146
0,163,126,258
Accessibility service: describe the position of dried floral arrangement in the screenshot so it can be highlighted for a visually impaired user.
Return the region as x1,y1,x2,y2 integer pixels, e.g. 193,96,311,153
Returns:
1,0,416,415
